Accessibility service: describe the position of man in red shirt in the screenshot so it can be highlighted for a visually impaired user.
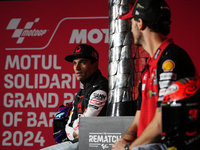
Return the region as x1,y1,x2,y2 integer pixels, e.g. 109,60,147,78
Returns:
112,0,197,149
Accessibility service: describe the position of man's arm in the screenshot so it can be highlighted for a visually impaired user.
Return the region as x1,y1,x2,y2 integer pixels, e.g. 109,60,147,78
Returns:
112,110,140,150
123,110,140,142
83,89,107,117
112,108,162,150
129,107,162,149
66,89,107,140
65,91,80,141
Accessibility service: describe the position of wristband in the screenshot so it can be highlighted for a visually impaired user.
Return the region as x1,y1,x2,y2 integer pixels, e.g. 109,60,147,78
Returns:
124,142,130,150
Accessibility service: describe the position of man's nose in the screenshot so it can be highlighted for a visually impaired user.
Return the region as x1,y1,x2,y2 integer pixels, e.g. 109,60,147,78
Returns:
74,63,81,70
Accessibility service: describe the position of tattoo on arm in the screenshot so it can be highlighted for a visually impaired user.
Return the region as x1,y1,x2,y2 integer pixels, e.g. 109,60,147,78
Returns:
125,130,137,138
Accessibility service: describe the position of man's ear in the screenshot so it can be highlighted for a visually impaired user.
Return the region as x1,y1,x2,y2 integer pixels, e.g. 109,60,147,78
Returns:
137,18,146,30
93,61,98,71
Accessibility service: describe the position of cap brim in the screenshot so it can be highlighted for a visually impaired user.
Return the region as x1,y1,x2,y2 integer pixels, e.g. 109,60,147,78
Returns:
119,11,134,20
65,54,97,62
119,0,138,20
65,55,75,62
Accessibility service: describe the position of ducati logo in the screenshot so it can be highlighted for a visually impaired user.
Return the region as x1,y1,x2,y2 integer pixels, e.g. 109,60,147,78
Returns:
75,46,81,54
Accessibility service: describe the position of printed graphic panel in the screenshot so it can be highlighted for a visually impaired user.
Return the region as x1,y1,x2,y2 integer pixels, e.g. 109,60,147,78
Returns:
0,1,109,149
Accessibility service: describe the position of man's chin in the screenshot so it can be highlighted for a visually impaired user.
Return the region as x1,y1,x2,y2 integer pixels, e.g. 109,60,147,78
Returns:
76,78,81,81
134,42,142,46
76,77,84,81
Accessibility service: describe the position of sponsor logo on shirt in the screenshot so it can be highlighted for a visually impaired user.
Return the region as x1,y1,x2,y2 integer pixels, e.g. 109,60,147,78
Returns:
164,84,178,96
160,72,177,80
148,90,157,98
143,73,148,80
90,99,104,105
162,60,175,72
154,49,161,59
88,104,99,110
93,92,107,100
159,80,173,88
142,84,146,91
159,88,167,96
78,101,84,113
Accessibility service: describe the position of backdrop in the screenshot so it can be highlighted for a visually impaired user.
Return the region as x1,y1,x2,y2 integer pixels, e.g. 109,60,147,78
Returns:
0,0,199,150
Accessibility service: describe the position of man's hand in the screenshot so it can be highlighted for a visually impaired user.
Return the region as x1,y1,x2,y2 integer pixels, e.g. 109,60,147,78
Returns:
73,132,79,139
112,138,128,150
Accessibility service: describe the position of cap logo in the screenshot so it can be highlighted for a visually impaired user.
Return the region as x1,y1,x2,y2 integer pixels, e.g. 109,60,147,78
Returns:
135,10,140,15
75,46,81,54
161,6,170,10
186,128,197,136
91,51,98,59
189,109,198,120
136,3,144,9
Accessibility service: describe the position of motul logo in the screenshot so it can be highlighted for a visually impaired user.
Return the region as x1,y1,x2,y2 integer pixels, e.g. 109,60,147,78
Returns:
6,18,47,44
69,29,108,44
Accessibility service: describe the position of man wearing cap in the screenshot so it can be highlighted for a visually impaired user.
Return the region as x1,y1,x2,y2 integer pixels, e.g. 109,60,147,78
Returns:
41,44,108,150
112,0,197,150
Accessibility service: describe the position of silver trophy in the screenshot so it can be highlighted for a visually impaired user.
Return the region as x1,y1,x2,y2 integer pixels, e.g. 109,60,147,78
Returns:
107,0,136,116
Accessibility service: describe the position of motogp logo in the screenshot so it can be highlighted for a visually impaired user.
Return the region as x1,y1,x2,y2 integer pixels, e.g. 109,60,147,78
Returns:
6,18,47,44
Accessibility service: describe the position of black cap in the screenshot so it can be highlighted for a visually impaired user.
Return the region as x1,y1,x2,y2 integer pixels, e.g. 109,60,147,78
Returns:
119,0,171,25
65,44,99,62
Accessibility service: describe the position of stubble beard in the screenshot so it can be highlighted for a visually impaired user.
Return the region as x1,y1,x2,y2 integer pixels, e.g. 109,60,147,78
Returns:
134,30,143,46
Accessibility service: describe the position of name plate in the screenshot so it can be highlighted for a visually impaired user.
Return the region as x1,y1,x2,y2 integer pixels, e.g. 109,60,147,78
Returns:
79,116,134,150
